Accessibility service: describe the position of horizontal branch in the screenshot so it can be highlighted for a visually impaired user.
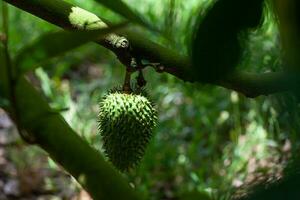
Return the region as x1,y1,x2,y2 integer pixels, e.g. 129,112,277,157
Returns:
220,71,299,98
4,0,299,98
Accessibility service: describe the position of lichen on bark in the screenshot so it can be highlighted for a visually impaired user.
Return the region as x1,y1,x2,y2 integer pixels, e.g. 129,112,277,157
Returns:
68,6,107,30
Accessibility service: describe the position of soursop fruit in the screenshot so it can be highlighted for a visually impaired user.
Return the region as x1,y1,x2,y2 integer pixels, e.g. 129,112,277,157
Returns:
98,88,157,171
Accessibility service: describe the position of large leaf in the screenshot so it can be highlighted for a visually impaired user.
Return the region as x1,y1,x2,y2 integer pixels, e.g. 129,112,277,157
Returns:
15,25,125,75
191,0,264,83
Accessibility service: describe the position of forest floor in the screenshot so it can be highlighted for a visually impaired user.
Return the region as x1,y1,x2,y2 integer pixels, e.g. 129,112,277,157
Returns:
0,103,291,200
0,108,91,200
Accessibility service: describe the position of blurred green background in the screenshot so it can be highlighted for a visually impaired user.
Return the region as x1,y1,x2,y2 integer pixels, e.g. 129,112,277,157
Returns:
0,0,299,199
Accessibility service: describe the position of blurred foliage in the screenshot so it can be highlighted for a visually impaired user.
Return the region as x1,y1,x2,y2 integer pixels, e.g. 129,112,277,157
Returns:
1,0,300,200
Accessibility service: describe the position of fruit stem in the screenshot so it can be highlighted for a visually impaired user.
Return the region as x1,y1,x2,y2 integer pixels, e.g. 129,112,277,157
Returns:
123,69,132,93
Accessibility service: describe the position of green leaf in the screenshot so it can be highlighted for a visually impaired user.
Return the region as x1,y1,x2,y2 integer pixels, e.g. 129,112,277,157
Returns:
15,24,125,75
93,0,151,29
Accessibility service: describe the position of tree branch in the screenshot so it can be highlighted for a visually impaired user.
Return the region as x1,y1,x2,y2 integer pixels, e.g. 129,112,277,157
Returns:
13,77,141,200
220,71,299,98
1,35,141,200
3,0,299,98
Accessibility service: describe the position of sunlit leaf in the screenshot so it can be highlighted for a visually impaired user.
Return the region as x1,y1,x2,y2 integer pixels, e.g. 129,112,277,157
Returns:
15,24,126,75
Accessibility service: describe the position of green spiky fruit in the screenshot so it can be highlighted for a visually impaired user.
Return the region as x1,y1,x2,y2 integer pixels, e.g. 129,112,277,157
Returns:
98,89,157,171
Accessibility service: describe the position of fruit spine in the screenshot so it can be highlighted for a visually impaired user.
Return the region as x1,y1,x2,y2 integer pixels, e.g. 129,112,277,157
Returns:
98,88,157,171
